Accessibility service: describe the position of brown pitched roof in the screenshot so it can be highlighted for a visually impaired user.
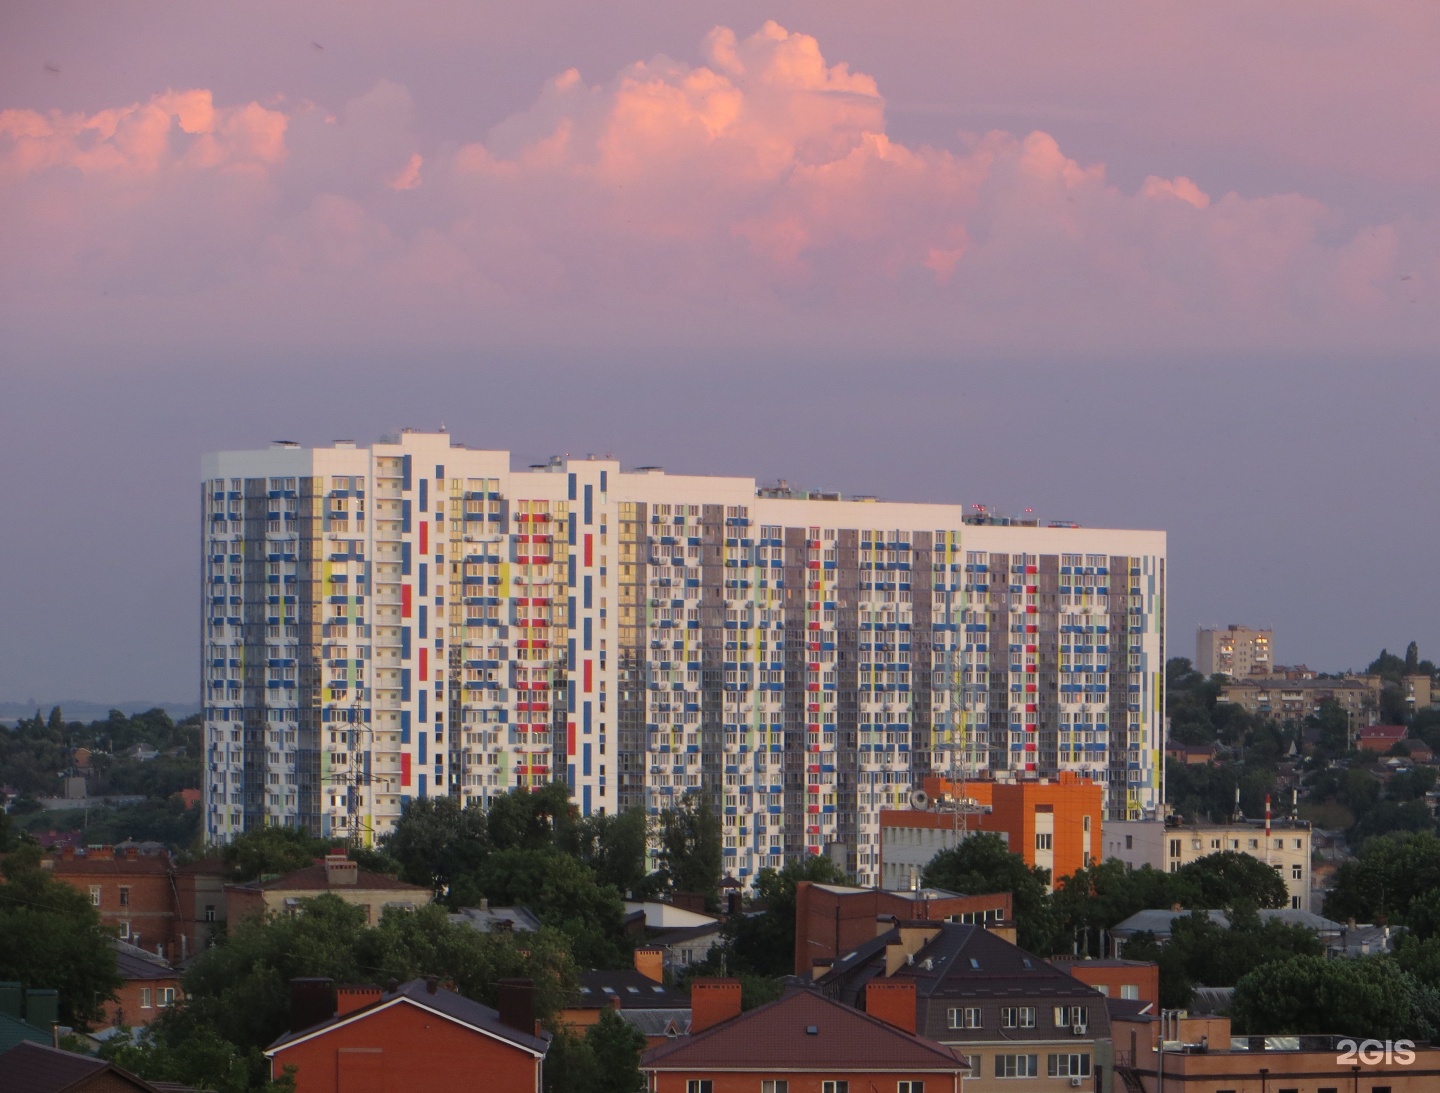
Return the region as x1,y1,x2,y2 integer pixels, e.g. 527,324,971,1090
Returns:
0,1041,166,1093
226,864,428,894
642,988,964,1073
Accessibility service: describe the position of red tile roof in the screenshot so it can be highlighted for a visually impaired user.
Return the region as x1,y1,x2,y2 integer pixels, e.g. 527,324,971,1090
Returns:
642,988,964,1073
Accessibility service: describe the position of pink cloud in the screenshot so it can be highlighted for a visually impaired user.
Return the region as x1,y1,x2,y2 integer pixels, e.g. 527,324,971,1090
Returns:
0,22,1434,354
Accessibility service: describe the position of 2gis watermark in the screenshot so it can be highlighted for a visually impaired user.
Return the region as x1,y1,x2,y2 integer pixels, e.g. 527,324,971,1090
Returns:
1335,1039,1416,1066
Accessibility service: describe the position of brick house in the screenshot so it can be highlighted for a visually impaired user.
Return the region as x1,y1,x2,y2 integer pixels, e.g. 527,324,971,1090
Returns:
225,851,431,926
102,942,183,1028
1046,957,1160,1007
0,1041,178,1092
817,920,1108,1092
794,881,1014,978
44,846,177,956
266,977,549,1093
642,980,968,1093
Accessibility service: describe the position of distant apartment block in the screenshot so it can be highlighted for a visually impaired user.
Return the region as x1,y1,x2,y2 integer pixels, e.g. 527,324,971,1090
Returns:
1163,818,1312,910
1216,676,1377,736
1195,625,1272,679
202,433,1165,885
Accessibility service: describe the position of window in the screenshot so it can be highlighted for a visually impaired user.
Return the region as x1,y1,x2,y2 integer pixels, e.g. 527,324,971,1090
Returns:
822,1084,849,1093
762,1083,789,1093
89,885,101,907
119,886,130,907
1035,833,1052,850
686,1083,712,1093
205,905,217,922
948,1007,983,1029
996,1055,1038,1078
898,1084,925,1093
1120,985,1139,1000
1125,835,1133,850
159,987,176,1007
118,921,130,939
1001,1007,1036,1028
1292,864,1303,880
1053,1006,1088,1028
1047,1053,1092,1077
139,988,153,1009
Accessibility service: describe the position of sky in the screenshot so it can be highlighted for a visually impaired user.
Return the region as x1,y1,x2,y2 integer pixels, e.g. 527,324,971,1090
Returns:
2,1,1438,702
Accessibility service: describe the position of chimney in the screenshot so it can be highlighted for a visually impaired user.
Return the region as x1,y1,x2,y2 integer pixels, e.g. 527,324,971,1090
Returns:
125,846,138,860
634,946,665,984
426,976,439,994
289,978,337,1033
689,978,743,1034
61,845,75,861
479,897,489,913
496,979,536,1036
324,852,358,887
810,959,833,982
336,985,383,1017
865,980,917,1035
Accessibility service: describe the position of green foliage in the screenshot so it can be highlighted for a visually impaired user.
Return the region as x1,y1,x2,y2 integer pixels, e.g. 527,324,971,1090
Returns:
923,832,1056,954
487,781,577,852
574,808,651,896
115,895,578,1092
1122,907,1323,1009
0,707,201,799
655,794,723,912
21,796,202,849
541,1008,646,1093
0,843,121,1026
221,826,334,882
725,855,848,977
1181,850,1288,909
1232,954,1436,1039
383,795,490,900
1325,831,1440,924
477,848,630,968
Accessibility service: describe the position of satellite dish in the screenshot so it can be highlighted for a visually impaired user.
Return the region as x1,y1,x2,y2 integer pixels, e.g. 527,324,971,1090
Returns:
909,789,929,810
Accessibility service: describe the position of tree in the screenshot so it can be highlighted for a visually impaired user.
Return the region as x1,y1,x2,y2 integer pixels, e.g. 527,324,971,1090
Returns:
1052,860,1182,954
383,796,490,902
574,808,650,896
1178,850,1287,909
726,856,848,977
541,1008,646,1093
1325,831,1440,924
221,827,329,882
117,895,578,1093
487,782,577,853
477,848,629,968
1232,955,1432,1039
0,844,121,1026
585,1006,647,1093
655,794,723,912
1121,907,1322,1009
923,833,1056,954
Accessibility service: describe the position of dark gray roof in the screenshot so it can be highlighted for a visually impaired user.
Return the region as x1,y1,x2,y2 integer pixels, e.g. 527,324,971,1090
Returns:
1111,908,1343,939
112,941,177,982
575,970,689,1010
0,1013,50,1055
266,979,550,1056
649,922,725,947
615,1009,691,1037
821,922,1102,1005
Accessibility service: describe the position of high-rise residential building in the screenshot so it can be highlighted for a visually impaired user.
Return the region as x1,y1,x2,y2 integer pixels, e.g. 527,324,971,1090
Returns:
1194,624,1272,679
201,432,1165,886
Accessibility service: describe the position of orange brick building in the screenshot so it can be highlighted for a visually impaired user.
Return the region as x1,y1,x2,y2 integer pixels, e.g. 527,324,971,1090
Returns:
266,977,549,1093
642,982,967,1093
101,942,183,1028
45,846,178,956
878,773,1102,891
43,846,228,963
1047,956,1159,1006
793,880,1013,978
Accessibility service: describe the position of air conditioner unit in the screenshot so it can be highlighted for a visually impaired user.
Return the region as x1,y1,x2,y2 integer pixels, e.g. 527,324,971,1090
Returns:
1072,1024,1088,1035
1069,1077,1083,1088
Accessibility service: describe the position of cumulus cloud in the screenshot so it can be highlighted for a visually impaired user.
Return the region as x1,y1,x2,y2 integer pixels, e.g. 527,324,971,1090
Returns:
0,21,1434,354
